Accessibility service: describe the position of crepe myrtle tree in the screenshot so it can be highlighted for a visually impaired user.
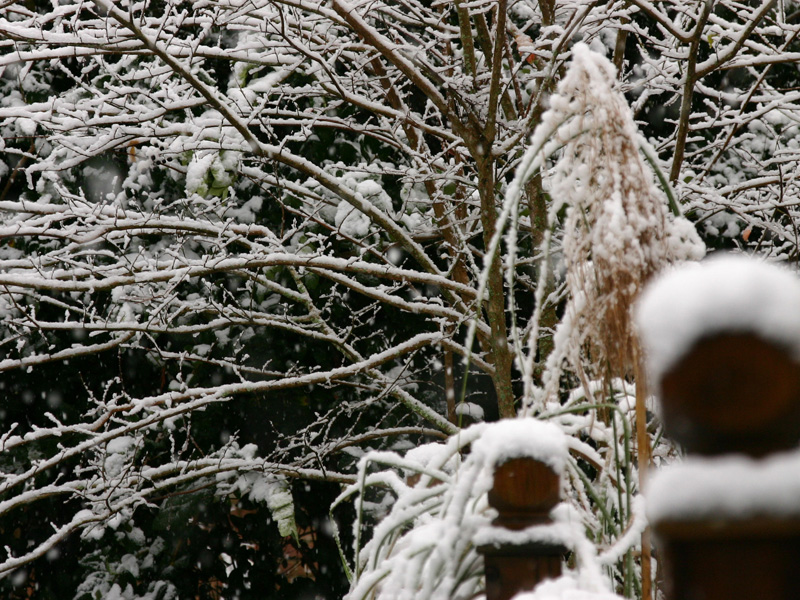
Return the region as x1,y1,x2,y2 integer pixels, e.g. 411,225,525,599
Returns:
1,0,800,597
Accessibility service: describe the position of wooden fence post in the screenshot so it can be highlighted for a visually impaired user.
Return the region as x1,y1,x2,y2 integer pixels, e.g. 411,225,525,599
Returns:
650,332,800,600
477,456,567,600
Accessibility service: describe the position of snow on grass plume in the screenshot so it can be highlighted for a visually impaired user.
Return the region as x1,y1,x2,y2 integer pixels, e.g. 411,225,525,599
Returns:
535,43,704,398
490,45,702,414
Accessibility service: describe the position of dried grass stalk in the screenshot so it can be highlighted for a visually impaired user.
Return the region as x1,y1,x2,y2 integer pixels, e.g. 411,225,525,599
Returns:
544,44,704,386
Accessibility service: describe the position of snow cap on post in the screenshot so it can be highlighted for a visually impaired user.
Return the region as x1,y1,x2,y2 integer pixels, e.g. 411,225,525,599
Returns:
470,418,568,476
636,254,800,456
636,254,800,385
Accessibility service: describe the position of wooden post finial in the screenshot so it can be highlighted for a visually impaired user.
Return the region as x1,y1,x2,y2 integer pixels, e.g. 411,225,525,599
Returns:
637,256,800,600
659,332,800,457
477,457,567,600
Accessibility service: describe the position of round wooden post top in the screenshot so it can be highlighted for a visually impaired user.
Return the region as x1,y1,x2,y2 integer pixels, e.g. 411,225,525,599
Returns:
477,456,566,554
478,456,567,600
486,457,561,529
636,256,800,456
659,333,800,456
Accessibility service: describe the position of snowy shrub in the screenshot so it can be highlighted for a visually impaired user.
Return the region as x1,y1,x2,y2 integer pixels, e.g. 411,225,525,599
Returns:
339,419,648,600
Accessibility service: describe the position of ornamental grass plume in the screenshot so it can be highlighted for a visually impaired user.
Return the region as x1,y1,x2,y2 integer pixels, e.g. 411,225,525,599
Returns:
541,44,704,394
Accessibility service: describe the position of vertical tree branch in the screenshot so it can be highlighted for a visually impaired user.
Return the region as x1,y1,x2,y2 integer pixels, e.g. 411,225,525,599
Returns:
485,0,509,143
670,0,714,182
478,161,516,418
454,0,478,82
